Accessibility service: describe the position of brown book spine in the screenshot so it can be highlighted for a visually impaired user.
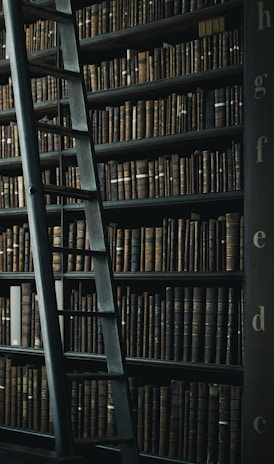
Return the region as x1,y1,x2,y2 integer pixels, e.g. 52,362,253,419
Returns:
159,386,171,456
5,357,12,426
225,212,241,271
21,282,33,348
144,227,155,272
136,159,149,199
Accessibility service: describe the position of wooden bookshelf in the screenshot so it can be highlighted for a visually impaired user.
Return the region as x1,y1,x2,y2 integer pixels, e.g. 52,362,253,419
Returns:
0,0,268,463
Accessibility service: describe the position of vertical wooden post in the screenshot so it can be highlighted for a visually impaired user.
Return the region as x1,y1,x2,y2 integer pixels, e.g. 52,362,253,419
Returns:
243,1,274,462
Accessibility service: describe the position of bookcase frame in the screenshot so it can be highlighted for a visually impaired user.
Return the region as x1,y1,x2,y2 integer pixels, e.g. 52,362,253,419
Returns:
0,0,268,463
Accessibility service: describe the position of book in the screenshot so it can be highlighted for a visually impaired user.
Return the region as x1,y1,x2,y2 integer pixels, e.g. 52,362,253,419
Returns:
191,287,205,363
204,287,218,363
21,282,33,348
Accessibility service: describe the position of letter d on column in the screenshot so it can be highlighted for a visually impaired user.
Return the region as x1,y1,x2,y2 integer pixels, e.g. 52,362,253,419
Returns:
252,306,265,331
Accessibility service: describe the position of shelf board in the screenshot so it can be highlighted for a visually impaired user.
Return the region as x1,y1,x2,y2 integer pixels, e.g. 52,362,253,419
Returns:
0,203,62,219
64,352,243,385
94,126,244,159
88,65,243,107
64,270,244,283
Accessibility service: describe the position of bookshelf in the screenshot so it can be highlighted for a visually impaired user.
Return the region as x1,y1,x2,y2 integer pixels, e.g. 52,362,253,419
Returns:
0,0,271,463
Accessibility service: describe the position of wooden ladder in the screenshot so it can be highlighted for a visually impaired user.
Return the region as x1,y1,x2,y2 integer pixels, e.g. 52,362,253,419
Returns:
2,1,139,463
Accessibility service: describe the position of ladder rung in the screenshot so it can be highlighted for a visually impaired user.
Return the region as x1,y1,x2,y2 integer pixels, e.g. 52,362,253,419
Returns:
44,183,97,200
22,2,71,23
74,436,133,446
37,122,89,139
29,61,81,81
66,372,124,381
57,310,116,318
52,246,105,257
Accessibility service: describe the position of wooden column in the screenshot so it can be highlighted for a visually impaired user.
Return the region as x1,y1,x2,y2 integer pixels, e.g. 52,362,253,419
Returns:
244,1,274,462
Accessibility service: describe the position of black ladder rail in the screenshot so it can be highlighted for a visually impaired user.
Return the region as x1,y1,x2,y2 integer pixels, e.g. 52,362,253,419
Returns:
3,0,73,457
2,1,140,463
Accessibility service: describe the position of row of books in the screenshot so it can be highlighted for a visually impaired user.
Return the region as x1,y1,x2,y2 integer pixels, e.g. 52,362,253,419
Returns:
99,142,242,201
91,86,243,145
0,141,242,206
132,379,241,462
65,213,244,272
75,0,231,37
106,212,244,272
0,118,75,159
24,19,57,55
84,28,243,92
0,211,243,273
0,76,68,111
0,355,241,463
7,281,243,366
0,223,61,273
66,284,243,365
0,167,62,208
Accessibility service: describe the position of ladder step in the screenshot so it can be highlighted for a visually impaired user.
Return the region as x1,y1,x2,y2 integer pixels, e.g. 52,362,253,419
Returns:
37,122,89,139
66,372,124,381
22,1,71,23
74,436,133,446
29,61,81,81
44,183,97,200
58,310,116,318
52,246,105,257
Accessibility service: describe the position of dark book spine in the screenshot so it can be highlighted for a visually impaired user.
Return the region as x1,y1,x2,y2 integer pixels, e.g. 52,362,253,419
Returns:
191,287,205,363
229,385,242,464
183,287,193,362
207,384,219,463
218,384,230,464
187,381,198,462
226,287,240,365
196,382,209,462
151,386,160,454
174,286,183,361
159,386,171,456
168,379,180,457
165,286,174,360
204,287,218,363
144,385,153,452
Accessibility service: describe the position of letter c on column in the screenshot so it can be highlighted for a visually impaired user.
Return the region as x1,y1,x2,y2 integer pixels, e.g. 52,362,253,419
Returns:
254,416,266,433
